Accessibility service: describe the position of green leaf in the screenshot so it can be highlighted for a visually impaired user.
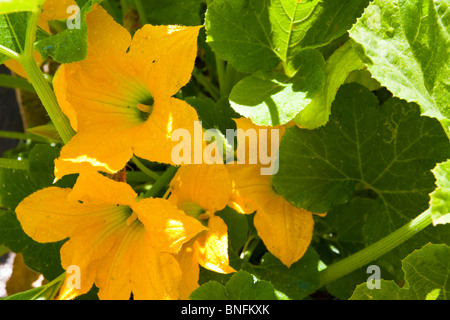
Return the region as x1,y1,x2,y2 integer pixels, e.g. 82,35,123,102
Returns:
0,0,45,15
190,270,277,300
1,286,47,300
0,11,29,62
350,243,450,300
226,271,277,300
275,83,450,278
215,206,249,261
35,0,103,63
430,160,450,225
184,97,240,135
27,124,63,143
0,144,75,210
229,49,325,126
140,0,203,26
294,41,366,129
274,83,450,214
189,281,229,300
349,0,450,122
242,247,320,300
0,144,75,280
314,198,392,299
205,0,370,73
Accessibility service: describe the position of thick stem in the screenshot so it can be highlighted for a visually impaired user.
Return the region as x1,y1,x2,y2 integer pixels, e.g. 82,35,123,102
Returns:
318,209,433,287
19,4,75,144
142,166,178,198
21,58,75,144
131,156,160,181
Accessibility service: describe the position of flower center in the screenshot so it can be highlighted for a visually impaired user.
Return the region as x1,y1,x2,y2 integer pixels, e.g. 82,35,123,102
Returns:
178,201,210,226
136,96,154,122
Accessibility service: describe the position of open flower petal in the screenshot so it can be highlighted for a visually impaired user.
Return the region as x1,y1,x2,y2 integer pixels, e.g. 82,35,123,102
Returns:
132,198,207,254
54,123,138,179
193,215,235,274
132,98,203,165
128,24,202,97
175,239,200,300
40,0,78,32
16,171,206,299
226,118,317,267
15,186,131,243
169,164,232,213
253,195,314,268
53,5,202,177
69,171,137,205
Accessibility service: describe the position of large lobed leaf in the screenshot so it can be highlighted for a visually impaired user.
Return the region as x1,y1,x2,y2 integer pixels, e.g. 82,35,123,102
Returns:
274,83,450,215
273,83,450,273
350,0,450,122
350,243,450,300
205,0,370,73
190,270,277,300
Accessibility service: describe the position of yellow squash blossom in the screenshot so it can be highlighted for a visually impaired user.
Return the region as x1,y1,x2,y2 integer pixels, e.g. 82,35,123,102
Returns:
168,164,235,299
52,5,202,180
15,171,207,300
227,118,320,268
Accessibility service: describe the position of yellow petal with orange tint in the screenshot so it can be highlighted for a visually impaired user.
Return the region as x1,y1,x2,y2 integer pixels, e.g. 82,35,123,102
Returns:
41,0,78,22
133,97,203,166
170,164,232,213
253,196,314,268
227,162,315,267
15,187,131,243
128,24,202,97
52,5,203,177
54,122,138,179
59,219,129,297
132,198,207,254
95,223,182,300
175,239,200,300
193,215,235,274
227,164,271,214
68,171,137,206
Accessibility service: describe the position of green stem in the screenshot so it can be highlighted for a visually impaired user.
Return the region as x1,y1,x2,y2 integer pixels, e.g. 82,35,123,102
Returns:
38,272,66,300
142,166,178,198
318,209,433,287
0,130,48,142
20,58,75,144
24,4,39,58
131,156,160,180
192,67,219,100
222,63,237,97
0,44,20,60
0,74,35,92
0,158,29,170
215,56,226,97
134,0,148,25
19,4,75,144
241,236,260,262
